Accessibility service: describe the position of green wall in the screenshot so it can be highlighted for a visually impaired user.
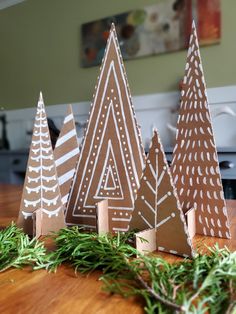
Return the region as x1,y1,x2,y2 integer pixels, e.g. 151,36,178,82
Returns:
0,0,236,109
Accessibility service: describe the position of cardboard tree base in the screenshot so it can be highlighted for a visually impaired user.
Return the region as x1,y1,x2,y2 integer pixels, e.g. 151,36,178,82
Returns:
19,215,35,237
135,208,196,255
96,199,109,235
185,207,196,239
135,228,156,255
33,208,65,239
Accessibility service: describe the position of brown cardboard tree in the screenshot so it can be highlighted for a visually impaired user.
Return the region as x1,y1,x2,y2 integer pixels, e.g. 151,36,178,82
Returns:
171,21,231,239
54,105,79,208
130,130,193,257
17,93,66,236
66,24,145,232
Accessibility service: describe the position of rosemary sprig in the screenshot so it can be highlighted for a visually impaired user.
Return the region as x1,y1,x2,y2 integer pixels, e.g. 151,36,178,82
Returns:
102,245,236,313
1,224,235,313
44,227,236,314
0,222,47,272
42,226,137,274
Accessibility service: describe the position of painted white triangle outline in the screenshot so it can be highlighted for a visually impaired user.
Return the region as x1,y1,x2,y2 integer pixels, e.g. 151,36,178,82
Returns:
104,165,116,190
83,101,133,209
94,140,124,199
70,52,144,215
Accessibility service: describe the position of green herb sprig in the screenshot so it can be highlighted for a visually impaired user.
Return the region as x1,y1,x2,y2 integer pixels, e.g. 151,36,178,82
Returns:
44,227,236,314
103,245,236,313
1,224,235,313
0,223,47,272
42,226,137,274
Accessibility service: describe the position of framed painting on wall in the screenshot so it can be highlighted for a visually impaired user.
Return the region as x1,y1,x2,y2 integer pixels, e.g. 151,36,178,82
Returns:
81,0,221,67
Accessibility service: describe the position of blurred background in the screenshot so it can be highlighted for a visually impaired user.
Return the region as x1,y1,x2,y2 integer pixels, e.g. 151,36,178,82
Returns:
0,0,236,197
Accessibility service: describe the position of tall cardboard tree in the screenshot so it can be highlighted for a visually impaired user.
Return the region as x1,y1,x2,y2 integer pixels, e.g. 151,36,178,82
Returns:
17,93,65,236
54,105,79,207
171,21,230,239
130,130,193,257
66,24,145,232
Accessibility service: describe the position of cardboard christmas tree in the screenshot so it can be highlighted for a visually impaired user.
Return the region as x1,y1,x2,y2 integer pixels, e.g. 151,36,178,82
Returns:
54,105,79,208
171,21,231,239
17,93,66,237
66,24,145,232
130,130,193,257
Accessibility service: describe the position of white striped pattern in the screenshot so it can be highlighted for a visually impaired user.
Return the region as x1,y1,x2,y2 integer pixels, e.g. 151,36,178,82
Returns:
54,105,79,208
55,147,79,167
64,113,74,124
56,129,77,147
58,169,75,185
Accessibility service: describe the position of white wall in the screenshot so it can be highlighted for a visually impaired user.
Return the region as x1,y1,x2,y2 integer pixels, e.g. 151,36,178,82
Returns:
4,85,236,151
0,0,25,10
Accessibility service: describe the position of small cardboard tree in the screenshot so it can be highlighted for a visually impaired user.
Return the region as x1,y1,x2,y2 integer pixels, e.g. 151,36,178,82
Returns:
54,105,79,208
130,130,193,258
17,93,66,237
171,21,231,239
66,24,145,232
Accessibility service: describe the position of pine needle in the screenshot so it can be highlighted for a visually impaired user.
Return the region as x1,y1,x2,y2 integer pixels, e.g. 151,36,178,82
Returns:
0,222,47,272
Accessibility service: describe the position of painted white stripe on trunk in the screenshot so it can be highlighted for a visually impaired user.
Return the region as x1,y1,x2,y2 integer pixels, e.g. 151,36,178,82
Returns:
66,223,96,229
75,214,96,219
58,169,75,185
64,113,74,124
55,147,79,167
139,213,153,228
157,192,170,206
156,213,174,228
56,129,77,147
112,217,131,222
113,227,129,232
149,163,157,180
144,199,155,214
145,181,155,194
157,169,165,187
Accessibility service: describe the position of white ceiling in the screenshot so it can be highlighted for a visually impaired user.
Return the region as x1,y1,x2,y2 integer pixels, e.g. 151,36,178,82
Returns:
0,0,25,10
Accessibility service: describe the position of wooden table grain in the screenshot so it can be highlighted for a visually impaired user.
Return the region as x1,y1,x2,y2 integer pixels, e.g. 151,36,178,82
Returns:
0,184,235,314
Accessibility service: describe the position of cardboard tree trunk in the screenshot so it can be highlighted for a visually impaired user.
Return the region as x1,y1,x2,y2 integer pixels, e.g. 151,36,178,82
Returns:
17,93,66,236
171,21,231,239
96,199,109,235
66,24,145,232
54,105,79,208
135,229,156,256
185,207,196,239
130,130,193,258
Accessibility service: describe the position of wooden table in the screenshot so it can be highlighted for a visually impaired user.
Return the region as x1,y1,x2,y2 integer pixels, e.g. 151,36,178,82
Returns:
0,184,235,314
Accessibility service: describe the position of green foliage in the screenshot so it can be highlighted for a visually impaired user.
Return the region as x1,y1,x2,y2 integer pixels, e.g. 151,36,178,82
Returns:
42,226,137,274
0,222,47,272
44,227,236,314
103,245,236,313
1,224,236,313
